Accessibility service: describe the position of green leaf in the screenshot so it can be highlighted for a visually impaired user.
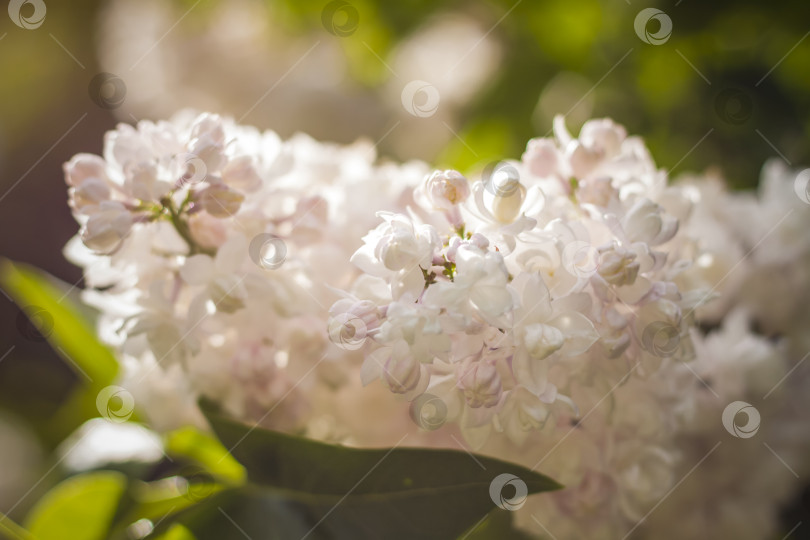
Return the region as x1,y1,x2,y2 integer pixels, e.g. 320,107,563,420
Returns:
164,426,246,483
177,399,561,540
24,471,127,540
106,476,225,539
0,260,120,440
150,488,317,540
151,524,198,540
0,260,118,384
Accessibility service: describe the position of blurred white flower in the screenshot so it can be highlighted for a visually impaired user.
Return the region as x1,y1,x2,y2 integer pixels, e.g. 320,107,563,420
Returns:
59,419,164,471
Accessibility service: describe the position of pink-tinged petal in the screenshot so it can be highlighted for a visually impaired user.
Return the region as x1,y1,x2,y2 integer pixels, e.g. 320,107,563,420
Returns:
215,235,248,273
180,254,216,285
64,153,108,187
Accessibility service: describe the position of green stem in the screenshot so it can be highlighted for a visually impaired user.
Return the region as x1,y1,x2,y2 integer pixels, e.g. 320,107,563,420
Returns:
162,197,215,257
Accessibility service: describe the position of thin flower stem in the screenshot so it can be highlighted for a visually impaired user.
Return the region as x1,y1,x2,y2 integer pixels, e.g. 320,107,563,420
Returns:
162,197,215,256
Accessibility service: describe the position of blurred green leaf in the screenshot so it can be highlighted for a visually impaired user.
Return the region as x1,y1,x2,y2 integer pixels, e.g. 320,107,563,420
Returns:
164,426,246,483
0,260,117,384
149,488,323,540
528,0,602,67
24,471,127,540
438,119,514,172
0,260,120,441
108,429,246,537
106,477,224,539
155,486,539,540
163,398,562,540
151,524,198,540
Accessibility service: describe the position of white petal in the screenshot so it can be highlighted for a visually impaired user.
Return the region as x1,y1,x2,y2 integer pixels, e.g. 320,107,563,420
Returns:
549,312,599,357
360,348,387,386
180,255,215,285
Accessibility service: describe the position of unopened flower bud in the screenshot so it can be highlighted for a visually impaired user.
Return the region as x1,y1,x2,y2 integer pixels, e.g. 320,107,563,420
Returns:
81,201,133,253
63,154,107,187
458,360,502,408
470,233,489,250
188,212,228,249
424,169,470,210
383,353,421,394
197,182,245,218
522,138,559,178
346,300,382,334
483,175,526,224
597,244,640,286
70,177,110,214
445,233,489,264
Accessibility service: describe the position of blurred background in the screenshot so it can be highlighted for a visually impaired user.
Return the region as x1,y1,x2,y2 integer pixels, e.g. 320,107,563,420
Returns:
1,0,809,533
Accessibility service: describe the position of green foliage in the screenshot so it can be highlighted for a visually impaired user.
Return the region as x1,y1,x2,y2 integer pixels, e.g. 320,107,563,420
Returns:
267,0,810,187
0,260,120,443
0,260,117,384
24,472,127,540
145,400,561,539
151,525,198,540
164,426,247,483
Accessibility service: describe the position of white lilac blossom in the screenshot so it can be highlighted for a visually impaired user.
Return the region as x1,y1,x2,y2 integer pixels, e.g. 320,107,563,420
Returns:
502,148,810,539
65,113,810,539
332,116,810,538
337,115,706,449
64,111,429,435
